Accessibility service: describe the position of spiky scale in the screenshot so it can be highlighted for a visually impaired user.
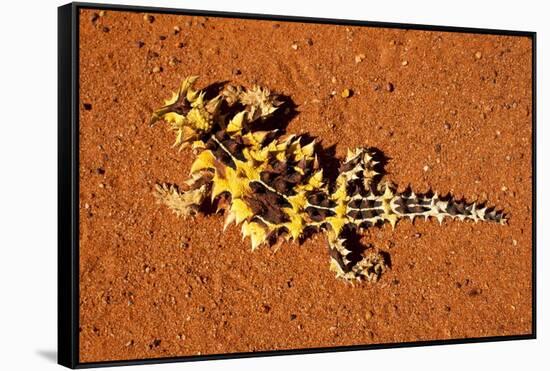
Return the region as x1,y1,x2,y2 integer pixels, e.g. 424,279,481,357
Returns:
152,76,508,283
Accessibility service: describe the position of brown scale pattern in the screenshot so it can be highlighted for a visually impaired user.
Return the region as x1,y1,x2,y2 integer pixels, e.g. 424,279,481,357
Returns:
152,76,507,283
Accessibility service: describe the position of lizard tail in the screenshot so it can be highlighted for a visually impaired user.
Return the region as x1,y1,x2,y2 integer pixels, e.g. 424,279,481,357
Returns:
391,190,507,225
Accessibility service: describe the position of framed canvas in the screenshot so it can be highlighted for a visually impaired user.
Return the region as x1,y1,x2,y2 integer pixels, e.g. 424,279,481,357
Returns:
58,2,536,368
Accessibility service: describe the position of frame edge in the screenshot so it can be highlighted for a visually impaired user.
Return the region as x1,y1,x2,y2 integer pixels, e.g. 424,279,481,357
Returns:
58,2,79,369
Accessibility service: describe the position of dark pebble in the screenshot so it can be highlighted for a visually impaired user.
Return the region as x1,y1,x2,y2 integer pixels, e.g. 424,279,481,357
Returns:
435,143,442,153
147,51,159,60
468,288,483,297
386,82,394,92
136,40,145,48
102,26,110,33
83,103,92,111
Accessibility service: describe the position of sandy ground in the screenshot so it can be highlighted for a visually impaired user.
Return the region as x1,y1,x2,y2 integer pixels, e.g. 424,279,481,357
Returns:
78,8,533,363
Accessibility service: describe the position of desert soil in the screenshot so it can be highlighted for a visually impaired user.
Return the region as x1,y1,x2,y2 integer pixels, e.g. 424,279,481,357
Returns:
78,8,533,363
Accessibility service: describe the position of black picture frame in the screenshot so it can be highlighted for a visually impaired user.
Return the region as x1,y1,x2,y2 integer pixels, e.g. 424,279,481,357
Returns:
58,2,537,368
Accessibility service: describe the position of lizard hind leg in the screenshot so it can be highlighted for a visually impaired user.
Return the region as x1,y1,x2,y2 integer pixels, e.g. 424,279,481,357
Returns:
327,228,388,283
339,147,385,194
154,170,213,218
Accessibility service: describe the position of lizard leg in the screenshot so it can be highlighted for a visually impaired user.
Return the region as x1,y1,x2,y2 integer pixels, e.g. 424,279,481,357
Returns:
338,147,382,193
154,170,213,218
327,228,387,283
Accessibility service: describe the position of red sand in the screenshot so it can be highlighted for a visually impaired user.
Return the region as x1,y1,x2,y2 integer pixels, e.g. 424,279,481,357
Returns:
78,9,532,363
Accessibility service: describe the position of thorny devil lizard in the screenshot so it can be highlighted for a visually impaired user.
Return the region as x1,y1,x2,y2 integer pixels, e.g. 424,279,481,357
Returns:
150,76,507,283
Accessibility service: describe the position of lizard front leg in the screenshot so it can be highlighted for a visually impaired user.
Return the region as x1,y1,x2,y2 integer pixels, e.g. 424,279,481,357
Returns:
326,228,387,283
154,170,213,218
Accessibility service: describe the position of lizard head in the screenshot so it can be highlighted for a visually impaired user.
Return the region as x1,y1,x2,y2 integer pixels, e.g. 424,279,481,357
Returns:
150,76,222,148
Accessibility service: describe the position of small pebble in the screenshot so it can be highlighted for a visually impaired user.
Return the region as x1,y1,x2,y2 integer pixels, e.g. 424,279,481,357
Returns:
84,203,90,209
152,66,162,73
175,42,185,48
444,122,451,130
90,13,99,23
423,165,429,172
331,76,337,84
159,35,167,41
468,288,482,296
434,143,442,153
306,38,313,46
99,10,105,17
505,155,511,161
512,239,518,246
414,233,422,238
147,51,159,59
102,26,110,33
173,25,181,34
501,186,508,192
232,68,241,76
386,82,394,92
355,53,366,63
365,310,374,320
341,88,352,98
136,40,145,48
475,51,482,59
168,56,180,67
401,60,408,66
291,43,298,50
144,14,155,23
